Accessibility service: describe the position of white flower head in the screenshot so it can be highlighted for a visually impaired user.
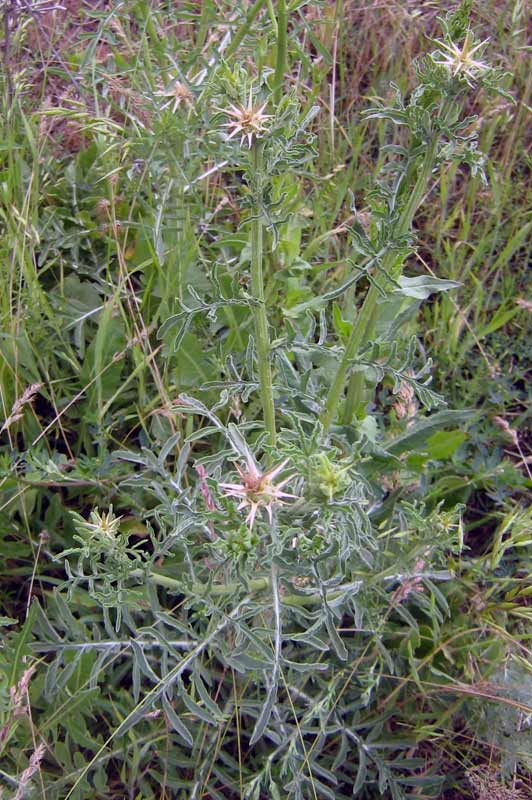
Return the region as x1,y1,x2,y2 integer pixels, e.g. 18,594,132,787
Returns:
155,78,193,113
219,453,297,528
81,507,122,541
435,32,490,87
215,89,272,149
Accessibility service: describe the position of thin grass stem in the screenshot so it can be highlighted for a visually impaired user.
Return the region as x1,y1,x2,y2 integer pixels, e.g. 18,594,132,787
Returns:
273,0,287,106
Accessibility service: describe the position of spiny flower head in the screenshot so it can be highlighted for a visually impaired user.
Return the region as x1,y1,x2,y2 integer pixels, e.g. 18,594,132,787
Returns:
434,32,490,86
220,453,296,528
80,507,122,542
215,89,272,149
155,78,193,112
310,453,352,502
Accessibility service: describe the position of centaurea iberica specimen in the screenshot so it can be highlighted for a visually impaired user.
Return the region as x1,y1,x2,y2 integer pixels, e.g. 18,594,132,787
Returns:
216,89,272,149
155,78,193,113
220,453,296,529
321,20,501,431
434,31,490,86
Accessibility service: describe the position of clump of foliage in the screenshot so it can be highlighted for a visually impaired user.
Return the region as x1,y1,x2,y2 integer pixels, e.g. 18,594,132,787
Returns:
0,1,530,798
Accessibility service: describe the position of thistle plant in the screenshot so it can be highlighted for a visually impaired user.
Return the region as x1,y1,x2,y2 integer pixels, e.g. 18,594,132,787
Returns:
321,12,505,431
55,11,506,790
7,5,520,799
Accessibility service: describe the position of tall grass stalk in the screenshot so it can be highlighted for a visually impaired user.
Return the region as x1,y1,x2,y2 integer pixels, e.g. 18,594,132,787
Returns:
273,0,287,106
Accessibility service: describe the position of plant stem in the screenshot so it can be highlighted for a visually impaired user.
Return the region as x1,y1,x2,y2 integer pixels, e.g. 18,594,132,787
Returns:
149,569,320,605
321,134,441,432
273,0,287,106
225,0,269,60
150,570,271,596
147,568,452,607
340,295,380,424
320,283,379,432
250,561,281,744
251,142,277,446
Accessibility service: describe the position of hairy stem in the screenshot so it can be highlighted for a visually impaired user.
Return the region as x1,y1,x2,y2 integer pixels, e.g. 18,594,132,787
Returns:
251,142,277,445
249,561,281,744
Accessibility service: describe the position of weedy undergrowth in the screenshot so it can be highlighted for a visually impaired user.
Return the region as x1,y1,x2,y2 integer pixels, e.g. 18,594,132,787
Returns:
0,2,530,799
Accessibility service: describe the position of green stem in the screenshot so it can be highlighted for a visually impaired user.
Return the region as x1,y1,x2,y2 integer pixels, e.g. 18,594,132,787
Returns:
147,567,450,607
151,571,270,596
149,569,329,607
341,295,380,424
321,131,442,432
273,0,287,106
225,0,269,60
251,142,277,446
320,283,379,432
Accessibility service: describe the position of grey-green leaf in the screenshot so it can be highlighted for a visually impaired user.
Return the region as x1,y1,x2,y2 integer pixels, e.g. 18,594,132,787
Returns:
395,275,461,299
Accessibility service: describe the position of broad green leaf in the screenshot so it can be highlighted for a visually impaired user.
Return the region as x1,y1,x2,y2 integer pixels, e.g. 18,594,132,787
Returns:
395,275,461,299
387,410,475,455
426,430,467,459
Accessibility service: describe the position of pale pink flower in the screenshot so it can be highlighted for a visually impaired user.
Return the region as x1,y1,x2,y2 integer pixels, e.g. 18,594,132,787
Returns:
195,464,217,512
215,89,272,149
220,453,297,528
195,463,217,542
392,559,426,605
